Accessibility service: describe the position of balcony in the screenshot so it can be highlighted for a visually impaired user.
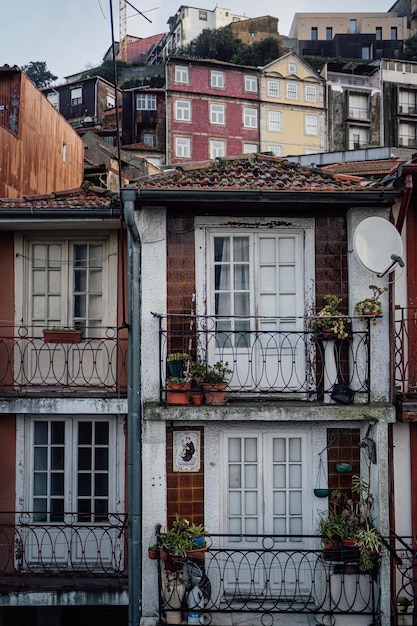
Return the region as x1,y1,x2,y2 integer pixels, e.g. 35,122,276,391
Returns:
0,512,127,592
157,315,372,404
156,533,384,625
0,326,128,397
394,307,417,417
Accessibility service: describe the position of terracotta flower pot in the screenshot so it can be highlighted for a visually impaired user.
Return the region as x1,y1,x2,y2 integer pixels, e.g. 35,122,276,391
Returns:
166,381,191,405
202,382,227,405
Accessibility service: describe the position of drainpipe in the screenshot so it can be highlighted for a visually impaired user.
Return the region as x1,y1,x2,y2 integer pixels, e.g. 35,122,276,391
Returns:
121,187,141,626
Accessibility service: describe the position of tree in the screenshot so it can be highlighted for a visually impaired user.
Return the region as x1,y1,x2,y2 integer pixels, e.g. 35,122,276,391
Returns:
178,26,242,62
402,34,417,61
177,26,283,66
21,61,57,88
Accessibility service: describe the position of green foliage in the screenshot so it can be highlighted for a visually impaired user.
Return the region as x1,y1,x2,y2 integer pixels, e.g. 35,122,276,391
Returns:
21,61,57,88
310,295,351,339
178,26,282,66
231,37,282,66
402,34,417,60
159,514,206,556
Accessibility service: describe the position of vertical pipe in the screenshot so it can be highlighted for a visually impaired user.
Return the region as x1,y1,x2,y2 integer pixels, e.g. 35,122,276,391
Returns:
121,188,141,626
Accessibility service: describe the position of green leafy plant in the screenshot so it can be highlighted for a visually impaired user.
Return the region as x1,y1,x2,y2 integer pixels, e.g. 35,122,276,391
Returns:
310,295,351,340
167,353,190,362
158,514,206,557
355,284,387,317
203,361,232,384
43,327,79,332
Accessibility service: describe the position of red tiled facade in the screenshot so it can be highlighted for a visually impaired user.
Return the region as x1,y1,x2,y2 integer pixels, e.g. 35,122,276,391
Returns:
166,58,260,163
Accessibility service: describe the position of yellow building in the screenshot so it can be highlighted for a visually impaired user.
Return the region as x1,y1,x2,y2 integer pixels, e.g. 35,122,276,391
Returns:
259,52,326,157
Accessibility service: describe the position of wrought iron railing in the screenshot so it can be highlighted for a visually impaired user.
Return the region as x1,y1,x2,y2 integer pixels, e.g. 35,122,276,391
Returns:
156,533,381,624
0,512,127,587
390,533,417,626
0,326,128,396
157,314,371,403
394,307,417,398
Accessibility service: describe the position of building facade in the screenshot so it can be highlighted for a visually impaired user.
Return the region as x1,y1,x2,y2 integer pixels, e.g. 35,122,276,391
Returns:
0,66,84,198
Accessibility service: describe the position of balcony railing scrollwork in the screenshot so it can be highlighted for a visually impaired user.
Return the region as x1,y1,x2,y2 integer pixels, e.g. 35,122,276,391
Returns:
157,314,371,403
0,326,128,396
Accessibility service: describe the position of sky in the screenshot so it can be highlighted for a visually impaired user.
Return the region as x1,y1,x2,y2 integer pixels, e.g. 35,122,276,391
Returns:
1,0,394,82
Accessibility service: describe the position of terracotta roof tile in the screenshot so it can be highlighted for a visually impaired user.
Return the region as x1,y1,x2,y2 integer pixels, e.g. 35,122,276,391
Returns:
321,159,403,177
0,186,120,210
133,154,387,191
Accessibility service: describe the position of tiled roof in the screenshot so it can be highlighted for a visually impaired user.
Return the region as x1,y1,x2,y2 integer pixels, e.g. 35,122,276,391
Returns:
321,159,403,178
0,186,120,210
133,154,387,191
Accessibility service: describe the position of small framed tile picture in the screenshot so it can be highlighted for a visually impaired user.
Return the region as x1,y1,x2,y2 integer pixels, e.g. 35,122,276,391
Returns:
173,430,200,472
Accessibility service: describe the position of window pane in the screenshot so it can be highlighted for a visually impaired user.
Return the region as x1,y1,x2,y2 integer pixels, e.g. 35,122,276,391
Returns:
229,438,241,462
95,448,109,471
289,491,302,514
289,438,301,462
234,264,249,290
79,422,92,445
245,492,257,514
274,491,286,514
34,473,47,496
95,474,108,496
51,447,64,470
214,237,230,262
51,422,64,445
289,464,301,488
78,473,91,496
229,464,241,487
234,293,250,316
229,492,241,515
244,438,257,462
234,237,249,262
273,438,286,462
245,464,257,489
51,473,64,496
273,464,286,489
78,448,92,471
34,422,48,445
34,448,47,471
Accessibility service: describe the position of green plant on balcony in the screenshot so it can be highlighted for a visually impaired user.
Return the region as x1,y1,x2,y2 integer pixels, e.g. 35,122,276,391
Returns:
355,284,387,317
158,514,206,557
310,295,351,340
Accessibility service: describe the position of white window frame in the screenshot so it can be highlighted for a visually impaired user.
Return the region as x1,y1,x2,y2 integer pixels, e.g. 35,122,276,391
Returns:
136,94,157,110
175,65,189,84
348,93,369,120
143,133,155,146
305,115,318,136
211,70,225,88
14,233,118,335
288,63,297,74
175,99,191,121
175,136,191,157
210,103,225,125
268,145,282,156
243,143,258,154
245,75,258,93
286,82,299,100
268,110,282,132
268,80,281,98
15,414,125,568
70,87,82,106
243,107,258,129
220,429,311,539
210,139,226,159
304,84,317,103
47,91,59,109
106,94,115,109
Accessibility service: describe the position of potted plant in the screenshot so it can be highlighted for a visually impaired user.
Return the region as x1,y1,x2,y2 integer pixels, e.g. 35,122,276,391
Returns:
317,513,342,553
166,377,191,405
42,327,83,344
310,295,351,340
199,361,232,405
327,475,382,571
166,352,190,378
355,284,387,318
159,514,206,560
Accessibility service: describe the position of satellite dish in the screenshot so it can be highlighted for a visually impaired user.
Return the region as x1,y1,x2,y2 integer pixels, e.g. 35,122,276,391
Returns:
353,217,404,277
